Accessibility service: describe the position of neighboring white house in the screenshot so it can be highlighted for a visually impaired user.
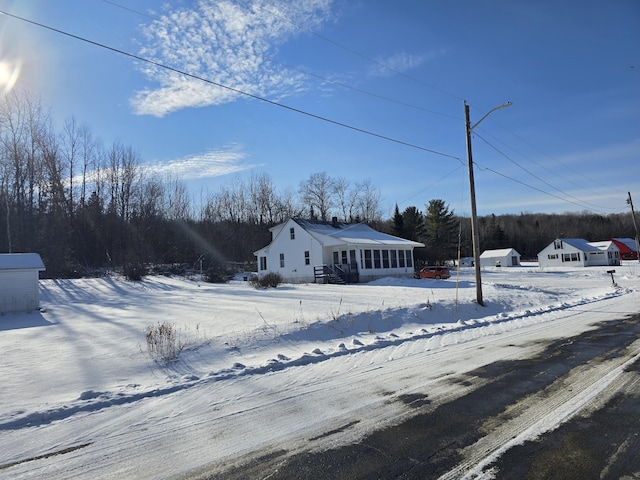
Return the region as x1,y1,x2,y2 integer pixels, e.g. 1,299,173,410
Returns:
0,253,46,314
537,238,620,268
479,248,521,268
254,218,424,283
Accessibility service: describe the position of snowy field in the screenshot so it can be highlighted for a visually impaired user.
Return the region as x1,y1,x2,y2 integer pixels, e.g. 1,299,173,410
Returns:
1,262,639,479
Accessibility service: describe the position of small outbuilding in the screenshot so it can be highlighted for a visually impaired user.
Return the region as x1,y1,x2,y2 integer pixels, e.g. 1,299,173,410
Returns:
610,238,639,260
0,253,46,314
479,248,521,268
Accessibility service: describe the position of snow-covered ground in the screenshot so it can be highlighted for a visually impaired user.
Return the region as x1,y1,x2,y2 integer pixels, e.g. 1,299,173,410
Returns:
1,262,639,479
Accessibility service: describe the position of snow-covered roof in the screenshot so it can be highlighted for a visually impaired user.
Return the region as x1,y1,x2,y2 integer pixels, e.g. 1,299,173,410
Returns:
558,238,601,252
588,241,615,250
0,253,46,271
480,248,519,258
295,219,424,248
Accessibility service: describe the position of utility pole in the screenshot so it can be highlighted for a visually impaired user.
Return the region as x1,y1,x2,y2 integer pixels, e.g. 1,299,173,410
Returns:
464,100,512,306
464,102,483,306
627,192,640,262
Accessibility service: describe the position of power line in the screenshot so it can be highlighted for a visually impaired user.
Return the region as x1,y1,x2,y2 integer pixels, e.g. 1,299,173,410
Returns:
473,132,618,213
396,164,465,208
100,0,461,121
0,9,461,162
232,0,466,103
473,120,627,208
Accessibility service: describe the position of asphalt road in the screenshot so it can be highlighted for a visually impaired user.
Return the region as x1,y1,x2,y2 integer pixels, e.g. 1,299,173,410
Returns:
207,315,640,480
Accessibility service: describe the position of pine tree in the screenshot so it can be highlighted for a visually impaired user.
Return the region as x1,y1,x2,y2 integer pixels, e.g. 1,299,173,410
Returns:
392,203,404,237
425,199,457,262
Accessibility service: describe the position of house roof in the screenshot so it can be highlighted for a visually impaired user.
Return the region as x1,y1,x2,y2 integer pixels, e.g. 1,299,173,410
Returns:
557,238,601,252
611,238,639,252
294,218,424,248
480,248,519,258
588,241,615,250
0,253,46,271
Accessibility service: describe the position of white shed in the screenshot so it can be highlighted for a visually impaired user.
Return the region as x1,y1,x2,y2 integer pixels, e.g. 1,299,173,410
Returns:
0,253,46,314
479,248,521,268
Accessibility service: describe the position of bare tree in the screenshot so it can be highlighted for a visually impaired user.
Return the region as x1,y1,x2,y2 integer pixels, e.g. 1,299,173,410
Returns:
333,177,361,222
299,172,336,221
355,178,383,224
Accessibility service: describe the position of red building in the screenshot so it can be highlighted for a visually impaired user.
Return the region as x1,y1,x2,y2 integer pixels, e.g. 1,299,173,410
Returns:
611,238,639,260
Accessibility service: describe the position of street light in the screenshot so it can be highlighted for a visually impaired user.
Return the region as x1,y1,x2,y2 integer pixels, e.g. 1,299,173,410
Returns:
464,100,512,306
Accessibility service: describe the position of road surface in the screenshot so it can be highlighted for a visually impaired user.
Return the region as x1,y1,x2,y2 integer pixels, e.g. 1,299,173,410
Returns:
196,315,640,479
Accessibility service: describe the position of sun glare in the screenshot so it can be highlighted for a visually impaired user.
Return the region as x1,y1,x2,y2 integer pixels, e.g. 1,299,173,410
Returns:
0,60,21,94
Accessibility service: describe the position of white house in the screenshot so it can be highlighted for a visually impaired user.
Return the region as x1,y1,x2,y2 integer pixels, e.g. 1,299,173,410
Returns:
479,248,521,268
537,238,620,268
254,218,424,283
0,253,46,314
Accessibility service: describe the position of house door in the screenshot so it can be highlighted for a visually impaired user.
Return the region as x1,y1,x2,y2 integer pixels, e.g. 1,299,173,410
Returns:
333,251,339,265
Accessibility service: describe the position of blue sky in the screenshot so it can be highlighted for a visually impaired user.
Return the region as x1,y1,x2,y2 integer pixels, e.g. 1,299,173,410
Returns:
1,0,639,218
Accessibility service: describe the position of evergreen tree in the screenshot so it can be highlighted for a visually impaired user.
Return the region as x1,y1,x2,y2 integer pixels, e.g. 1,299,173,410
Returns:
424,199,457,262
401,206,425,242
392,203,404,237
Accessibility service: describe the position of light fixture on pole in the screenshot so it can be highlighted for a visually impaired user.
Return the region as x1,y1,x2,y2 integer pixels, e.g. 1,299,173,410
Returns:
464,100,512,306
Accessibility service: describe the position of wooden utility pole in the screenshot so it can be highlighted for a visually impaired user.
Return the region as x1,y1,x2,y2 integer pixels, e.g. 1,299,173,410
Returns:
464,101,483,306
627,192,640,262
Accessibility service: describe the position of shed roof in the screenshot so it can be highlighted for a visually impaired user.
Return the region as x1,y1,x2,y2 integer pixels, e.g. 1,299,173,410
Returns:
0,253,46,271
480,248,519,258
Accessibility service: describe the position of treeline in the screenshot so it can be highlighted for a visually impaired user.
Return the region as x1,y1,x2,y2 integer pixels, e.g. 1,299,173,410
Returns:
1,90,637,278
0,91,385,277
386,204,636,264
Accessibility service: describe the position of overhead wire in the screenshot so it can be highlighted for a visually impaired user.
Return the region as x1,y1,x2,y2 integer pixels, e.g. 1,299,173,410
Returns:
232,0,466,103
9,3,628,215
473,132,618,213
222,0,628,214
101,0,461,121
0,9,461,162
473,121,627,208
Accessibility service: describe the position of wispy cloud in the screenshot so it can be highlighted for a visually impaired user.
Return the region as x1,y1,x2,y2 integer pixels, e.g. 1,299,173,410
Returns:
144,147,260,180
131,0,335,117
368,49,445,77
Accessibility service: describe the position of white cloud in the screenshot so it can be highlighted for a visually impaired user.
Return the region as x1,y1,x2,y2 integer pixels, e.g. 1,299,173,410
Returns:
144,147,260,180
132,0,335,117
368,48,445,77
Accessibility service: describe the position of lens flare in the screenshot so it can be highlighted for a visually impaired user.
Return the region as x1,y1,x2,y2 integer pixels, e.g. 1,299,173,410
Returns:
0,60,21,94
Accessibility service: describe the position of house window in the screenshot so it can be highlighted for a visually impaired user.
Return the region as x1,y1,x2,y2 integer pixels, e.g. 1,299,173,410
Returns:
398,250,406,268
562,253,580,262
390,250,397,268
364,249,372,269
382,250,389,268
405,250,413,268
280,253,285,268
304,251,310,265
260,256,267,270
547,254,557,260
290,228,295,240
373,250,381,268
554,240,563,250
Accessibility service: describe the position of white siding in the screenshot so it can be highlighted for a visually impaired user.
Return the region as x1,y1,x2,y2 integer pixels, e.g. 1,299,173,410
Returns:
0,270,40,314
